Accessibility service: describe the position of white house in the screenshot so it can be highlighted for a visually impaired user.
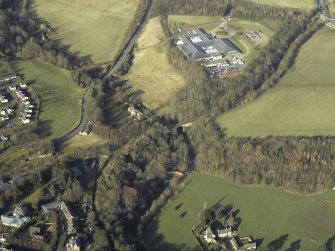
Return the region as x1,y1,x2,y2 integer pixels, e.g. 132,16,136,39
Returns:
1,215,30,228
217,227,232,238
202,226,216,244
22,118,30,124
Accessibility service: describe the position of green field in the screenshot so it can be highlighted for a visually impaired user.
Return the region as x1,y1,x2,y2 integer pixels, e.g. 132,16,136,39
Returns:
146,172,335,251
168,15,221,27
218,28,335,137
14,60,83,139
124,17,185,113
247,0,316,9
62,133,107,154
34,0,139,63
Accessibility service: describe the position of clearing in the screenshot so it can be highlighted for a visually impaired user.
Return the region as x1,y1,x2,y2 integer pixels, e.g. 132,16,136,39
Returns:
14,60,83,140
218,28,335,137
34,0,139,63
123,17,185,114
61,133,107,154
146,172,335,251
247,0,316,9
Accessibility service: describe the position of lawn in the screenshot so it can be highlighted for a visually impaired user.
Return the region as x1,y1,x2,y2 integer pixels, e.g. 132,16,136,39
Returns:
247,0,316,9
146,172,335,251
34,0,139,63
14,60,83,140
124,17,185,113
218,28,335,137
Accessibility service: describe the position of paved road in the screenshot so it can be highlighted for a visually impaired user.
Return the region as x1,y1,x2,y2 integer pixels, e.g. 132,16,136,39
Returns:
53,92,88,147
103,0,153,80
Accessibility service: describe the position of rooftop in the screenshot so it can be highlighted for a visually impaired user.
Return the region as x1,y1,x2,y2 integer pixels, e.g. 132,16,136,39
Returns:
176,28,240,61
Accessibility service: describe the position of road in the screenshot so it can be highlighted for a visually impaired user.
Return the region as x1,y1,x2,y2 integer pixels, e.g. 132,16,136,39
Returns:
53,92,88,147
103,0,153,80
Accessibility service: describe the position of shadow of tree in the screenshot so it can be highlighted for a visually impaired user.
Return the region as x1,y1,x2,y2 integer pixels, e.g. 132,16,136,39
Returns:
286,239,301,251
267,234,289,251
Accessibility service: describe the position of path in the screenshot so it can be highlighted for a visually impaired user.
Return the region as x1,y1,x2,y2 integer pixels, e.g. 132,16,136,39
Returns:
103,0,153,80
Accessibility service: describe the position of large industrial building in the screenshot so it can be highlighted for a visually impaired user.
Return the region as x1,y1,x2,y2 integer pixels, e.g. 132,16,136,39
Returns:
175,28,240,61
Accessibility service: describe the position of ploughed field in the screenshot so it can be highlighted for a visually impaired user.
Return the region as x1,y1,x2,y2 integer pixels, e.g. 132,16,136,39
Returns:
218,28,335,137
14,60,83,139
247,0,316,9
123,17,185,114
146,172,335,251
34,0,139,63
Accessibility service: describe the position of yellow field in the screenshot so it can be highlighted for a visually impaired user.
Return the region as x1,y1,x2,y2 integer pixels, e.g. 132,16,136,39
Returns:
124,17,185,114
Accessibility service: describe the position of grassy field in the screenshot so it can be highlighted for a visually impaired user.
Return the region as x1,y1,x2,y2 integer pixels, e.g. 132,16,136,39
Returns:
146,172,335,251
168,15,221,27
14,60,83,139
218,28,335,137
247,0,316,9
34,0,139,63
124,17,185,113
61,133,107,154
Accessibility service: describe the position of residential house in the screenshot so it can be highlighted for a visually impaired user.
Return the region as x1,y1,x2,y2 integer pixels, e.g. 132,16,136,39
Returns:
19,83,27,88
66,236,80,251
13,206,27,216
1,215,30,228
22,118,30,124
0,96,8,104
202,226,216,244
29,226,44,241
217,227,232,239
243,242,257,250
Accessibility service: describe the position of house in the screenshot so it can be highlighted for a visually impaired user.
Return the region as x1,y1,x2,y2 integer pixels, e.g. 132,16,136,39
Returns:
1,116,9,121
19,83,27,88
175,28,240,61
217,227,232,238
1,135,8,142
29,226,44,241
128,105,143,120
25,109,32,113
202,226,216,244
0,97,8,104
25,114,31,118
243,242,257,250
1,215,30,228
22,118,30,124
66,236,80,251
24,101,30,105
230,237,239,251
5,108,13,115
79,124,92,136
8,85,16,91
0,74,17,83
0,110,6,116
13,206,27,216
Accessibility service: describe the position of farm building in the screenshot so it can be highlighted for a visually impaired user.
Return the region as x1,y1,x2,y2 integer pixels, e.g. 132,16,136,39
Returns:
217,227,232,238
128,105,144,120
0,74,17,83
202,226,216,244
175,28,240,61
79,124,92,136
